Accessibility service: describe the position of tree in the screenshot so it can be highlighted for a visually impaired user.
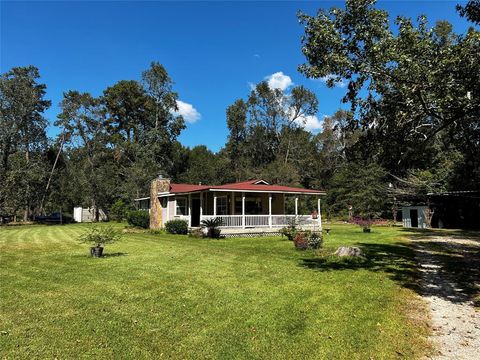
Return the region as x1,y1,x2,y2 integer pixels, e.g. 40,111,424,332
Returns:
176,146,233,185
56,91,114,220
225,99,248,181
299,0,480,188
0,66,51,219
457,0,480,24
328,162,388,219
224,81,319,183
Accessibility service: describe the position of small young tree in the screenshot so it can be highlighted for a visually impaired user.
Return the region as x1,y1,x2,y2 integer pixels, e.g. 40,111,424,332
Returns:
79,226,122,257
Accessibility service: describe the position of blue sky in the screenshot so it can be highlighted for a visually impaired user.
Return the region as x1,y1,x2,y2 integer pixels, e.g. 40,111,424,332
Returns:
1,1,472,151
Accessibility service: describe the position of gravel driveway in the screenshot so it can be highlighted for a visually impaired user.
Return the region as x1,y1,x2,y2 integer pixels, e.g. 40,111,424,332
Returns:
411,235,480,360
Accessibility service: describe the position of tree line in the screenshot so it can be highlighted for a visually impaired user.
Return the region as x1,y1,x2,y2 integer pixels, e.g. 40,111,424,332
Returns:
1,0,478,221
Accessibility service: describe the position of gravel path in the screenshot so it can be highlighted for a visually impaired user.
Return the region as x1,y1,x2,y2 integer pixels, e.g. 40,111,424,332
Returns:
412,236,480,360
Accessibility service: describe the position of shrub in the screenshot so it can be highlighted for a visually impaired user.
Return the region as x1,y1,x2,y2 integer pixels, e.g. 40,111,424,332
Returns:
280,216,299,241
293,232,309,250
79,226,122,248
280,226,298,241
352,216,374,232
127,210,150,229
308,232,323,249
200,217,223,238
293,231,323,250
165,219,188,234
110,200,132,222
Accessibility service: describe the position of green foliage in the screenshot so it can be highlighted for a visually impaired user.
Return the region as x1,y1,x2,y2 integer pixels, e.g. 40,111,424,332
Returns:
164,219,188,234
78,226,122,247
200,217,223,238
328,162,388,219
127,210,150,229
299,0,480,190
280,227,298,241
0,66,50,219
293,230,323,250
457,0,480,24
109,200,132,222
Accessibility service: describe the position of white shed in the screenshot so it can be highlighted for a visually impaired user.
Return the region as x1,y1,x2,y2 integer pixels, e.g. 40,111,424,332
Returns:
73,207,107,223
401,205,428,228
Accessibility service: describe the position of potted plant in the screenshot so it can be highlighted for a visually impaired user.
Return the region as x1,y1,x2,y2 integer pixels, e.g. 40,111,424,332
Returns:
352,217,374,233
200,217,223,238
79,226,122,257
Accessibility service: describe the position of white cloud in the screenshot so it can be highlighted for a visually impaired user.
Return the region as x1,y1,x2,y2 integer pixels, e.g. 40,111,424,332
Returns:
174,100,201,123
265,71,293,91
253,54,261,58
318,74,346,88
294,114,323,132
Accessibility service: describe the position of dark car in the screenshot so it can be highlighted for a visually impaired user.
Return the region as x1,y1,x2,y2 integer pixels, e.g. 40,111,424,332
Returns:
35,212,72,224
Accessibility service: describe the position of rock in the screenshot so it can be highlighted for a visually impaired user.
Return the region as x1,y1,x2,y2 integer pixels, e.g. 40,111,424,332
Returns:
334,246,365,258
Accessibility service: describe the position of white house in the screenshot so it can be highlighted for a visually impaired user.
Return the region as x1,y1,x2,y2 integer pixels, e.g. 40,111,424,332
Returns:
137,176,326,236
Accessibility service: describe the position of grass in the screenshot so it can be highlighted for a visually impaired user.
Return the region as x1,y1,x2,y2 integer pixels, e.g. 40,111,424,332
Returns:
0,223,431,359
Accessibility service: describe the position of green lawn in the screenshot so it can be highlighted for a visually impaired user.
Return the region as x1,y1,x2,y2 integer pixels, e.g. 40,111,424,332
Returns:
0,224,431,359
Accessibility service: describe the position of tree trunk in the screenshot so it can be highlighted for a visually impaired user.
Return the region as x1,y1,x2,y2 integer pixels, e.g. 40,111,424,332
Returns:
39,135,65,215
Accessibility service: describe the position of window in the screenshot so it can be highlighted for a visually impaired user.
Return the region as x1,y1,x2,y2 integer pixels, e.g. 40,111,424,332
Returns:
235,196,263,214
216,196,228,215
175,197,188,216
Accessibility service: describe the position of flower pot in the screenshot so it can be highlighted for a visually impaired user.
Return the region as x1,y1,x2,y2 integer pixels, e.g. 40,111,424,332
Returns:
363,228,371,233
90,246,104,257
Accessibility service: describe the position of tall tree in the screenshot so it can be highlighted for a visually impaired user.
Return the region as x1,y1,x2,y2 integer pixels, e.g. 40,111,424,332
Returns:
0,66,51,219
299,0,480,188
56,91,115,220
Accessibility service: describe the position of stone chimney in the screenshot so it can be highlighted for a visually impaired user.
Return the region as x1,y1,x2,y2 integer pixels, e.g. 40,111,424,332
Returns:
150,175,171,229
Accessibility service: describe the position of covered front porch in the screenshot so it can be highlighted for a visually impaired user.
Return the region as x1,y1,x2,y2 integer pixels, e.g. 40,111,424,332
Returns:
178,191,322,232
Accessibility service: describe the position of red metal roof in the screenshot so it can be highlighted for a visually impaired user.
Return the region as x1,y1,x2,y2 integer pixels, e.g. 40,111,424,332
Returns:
168,179,325,195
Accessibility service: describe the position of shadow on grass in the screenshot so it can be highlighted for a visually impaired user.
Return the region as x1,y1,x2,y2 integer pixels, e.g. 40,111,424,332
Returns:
102,252,128,258
301,242,421,293
302,228,480,306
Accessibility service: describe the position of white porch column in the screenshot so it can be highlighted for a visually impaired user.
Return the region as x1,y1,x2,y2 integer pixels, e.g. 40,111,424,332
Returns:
242,192,245,229
199,192,203,220
317,197,322,229
295,197,298,216
268,193,272,228
213,192,217,216
188,194,192,227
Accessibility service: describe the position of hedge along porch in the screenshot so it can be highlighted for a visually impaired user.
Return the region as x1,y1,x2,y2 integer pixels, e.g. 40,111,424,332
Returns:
138,176,325,236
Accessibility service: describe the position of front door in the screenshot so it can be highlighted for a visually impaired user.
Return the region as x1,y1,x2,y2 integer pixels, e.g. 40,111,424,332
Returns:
191,198,201,227
410,209,418,228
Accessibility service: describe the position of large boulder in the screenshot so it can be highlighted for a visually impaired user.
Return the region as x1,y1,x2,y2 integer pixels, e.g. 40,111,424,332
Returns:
334,246,365,258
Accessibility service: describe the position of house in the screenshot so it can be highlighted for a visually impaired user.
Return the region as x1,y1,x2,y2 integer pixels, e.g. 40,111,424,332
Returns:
137,176,326,236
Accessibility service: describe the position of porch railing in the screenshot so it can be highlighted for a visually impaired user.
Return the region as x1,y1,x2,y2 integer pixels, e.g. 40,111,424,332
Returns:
200,214,319,229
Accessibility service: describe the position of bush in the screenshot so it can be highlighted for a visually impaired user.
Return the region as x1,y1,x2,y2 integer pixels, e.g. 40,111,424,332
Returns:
293,232,309,250
165,219,188,234
293,231,323,250
127,210,150,229
200,217,223,238
110,200,132,222
79,226,122,247
280,226,298,241
308,232,323,249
